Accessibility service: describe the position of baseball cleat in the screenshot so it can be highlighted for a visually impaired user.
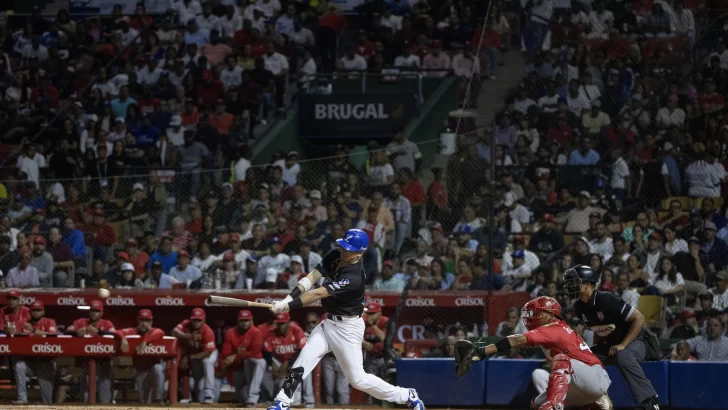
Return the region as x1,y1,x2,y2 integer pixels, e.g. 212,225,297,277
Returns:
406,388,426,410
267,401,290,410
203,396,215,404
595,393,613,410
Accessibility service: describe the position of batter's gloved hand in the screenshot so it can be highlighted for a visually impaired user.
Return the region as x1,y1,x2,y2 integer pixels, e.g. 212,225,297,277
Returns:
270,301,290,314
454,340,479,377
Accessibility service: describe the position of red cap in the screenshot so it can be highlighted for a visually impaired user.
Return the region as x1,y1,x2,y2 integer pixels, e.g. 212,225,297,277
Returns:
238,310,253,320
649,232,662,241
383,260,393,268
542,213,554,222
274,312,290,323
230,233,241,242
94,209,105,216
30,300,44,310
682,309,696,319
178,250,190,258
514,235,526,243
430,223,444,233
138,309,153,319
8,289,21,298
190,308,206,320
223,252,235,261
126,238,138,247
90,300,104,311
365,302,382,313
33,236,46,245
117,252,129,261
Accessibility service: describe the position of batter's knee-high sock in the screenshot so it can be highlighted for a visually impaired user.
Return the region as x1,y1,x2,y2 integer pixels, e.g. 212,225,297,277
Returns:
274,367,304,405
349,371,410,404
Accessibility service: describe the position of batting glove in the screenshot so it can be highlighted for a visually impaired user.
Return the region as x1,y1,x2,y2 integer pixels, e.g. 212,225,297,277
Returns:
282,295,293,304
271,301,290,314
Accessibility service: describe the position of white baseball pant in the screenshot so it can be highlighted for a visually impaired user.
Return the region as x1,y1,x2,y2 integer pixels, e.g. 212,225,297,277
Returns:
13,357,55,403
273,316,411,406
321,354,350,404
135,362,166,404
531,359,611,407
239,357,266,404
191,350,218,402
263,358,314,405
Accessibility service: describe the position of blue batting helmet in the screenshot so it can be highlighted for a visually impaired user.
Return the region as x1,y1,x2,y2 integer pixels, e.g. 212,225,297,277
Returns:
336,229,369,252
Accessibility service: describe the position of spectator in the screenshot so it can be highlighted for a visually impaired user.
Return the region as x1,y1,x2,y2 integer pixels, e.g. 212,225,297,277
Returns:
6,249,39,288
616,272,640,308
675,317,728,361
707,270,728,311
147,236,179,274
670,309,700,340
495,307,527,336
29,236,53,288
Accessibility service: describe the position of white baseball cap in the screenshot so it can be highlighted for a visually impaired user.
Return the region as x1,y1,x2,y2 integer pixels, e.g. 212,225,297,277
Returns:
170,115,182,126
133,182,144,192
290,255,303,266
121,262,135,272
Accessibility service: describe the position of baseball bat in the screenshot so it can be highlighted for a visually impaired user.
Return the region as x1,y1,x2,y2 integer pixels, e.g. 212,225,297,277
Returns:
206,295,274,308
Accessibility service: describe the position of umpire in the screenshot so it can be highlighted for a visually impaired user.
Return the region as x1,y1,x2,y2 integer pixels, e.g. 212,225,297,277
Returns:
563,265,661,410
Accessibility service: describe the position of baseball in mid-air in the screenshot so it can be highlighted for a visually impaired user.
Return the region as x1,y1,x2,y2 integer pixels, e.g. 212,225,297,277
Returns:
98,288,111,298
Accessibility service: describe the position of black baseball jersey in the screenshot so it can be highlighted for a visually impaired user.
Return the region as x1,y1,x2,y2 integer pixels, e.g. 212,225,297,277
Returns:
574,290,635,346
315,249,365,316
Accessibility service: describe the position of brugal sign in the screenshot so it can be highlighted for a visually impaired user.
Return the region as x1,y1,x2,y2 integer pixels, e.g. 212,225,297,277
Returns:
297,94,418,139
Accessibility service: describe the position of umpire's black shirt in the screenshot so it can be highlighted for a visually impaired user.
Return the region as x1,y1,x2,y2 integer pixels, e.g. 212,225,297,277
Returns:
574,290,635,346
316,249,365,316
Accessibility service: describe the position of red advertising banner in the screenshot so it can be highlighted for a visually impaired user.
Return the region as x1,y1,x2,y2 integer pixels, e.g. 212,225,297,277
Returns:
0,334,178,357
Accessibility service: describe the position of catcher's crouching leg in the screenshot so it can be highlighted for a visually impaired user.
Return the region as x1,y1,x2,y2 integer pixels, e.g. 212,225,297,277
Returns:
536,354,572,410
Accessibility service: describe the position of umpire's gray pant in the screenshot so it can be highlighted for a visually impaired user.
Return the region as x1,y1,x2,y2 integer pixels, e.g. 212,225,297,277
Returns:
531,360,611,407
13,357,55,403
321,354,349,404
135,362,166,404
81,358,113,403
592,336,657,404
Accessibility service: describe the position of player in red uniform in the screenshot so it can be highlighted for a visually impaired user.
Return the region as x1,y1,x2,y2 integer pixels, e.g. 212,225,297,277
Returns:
220,309,265,406
116,309,167,404
462,297,613,410
172,307,217,404
67,300,128,404
1,289,31,334
363,302,389,401
13,300,56,404
263,313,312,406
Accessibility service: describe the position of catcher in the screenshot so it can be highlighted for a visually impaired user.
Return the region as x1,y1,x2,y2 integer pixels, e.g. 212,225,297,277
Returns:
455,296,613,410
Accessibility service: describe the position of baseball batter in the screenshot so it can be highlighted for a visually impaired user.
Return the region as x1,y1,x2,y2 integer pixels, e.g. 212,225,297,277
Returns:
267,229,426,410
116,309,167,404
455,297,613,410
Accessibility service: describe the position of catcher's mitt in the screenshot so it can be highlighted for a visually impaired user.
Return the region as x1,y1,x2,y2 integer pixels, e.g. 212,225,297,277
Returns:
454,340,480,377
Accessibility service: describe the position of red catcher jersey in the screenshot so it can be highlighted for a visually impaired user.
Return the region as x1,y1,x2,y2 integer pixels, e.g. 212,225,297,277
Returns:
175,320,216,354
363,316,389,356
0,306,31,331
67,318,117,335
258,321,302,338
524,321,603,367
263,325,307,363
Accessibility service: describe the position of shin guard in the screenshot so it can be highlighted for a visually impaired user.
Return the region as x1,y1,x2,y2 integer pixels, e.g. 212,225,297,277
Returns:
282,367,304,399
545,354,572,407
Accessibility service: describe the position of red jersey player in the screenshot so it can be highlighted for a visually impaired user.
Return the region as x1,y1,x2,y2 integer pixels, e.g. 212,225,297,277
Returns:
470,297,613,410
116,309,166,404
263,313,307,388
13,300,56,404
221,309,265,406
67,300,127,404
171,308,217,404
1,290,31,335
363,302,388,381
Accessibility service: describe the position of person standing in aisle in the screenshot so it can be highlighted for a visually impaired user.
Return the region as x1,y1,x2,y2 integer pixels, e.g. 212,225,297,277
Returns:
266,229,426,410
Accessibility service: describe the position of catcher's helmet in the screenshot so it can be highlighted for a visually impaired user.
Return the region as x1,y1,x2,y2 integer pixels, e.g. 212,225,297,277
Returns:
563,264,598,299
522,296,562,331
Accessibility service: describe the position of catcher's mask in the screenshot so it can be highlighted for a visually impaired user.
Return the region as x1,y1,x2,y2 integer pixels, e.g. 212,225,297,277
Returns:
563,267,582,299
522,296,562,331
